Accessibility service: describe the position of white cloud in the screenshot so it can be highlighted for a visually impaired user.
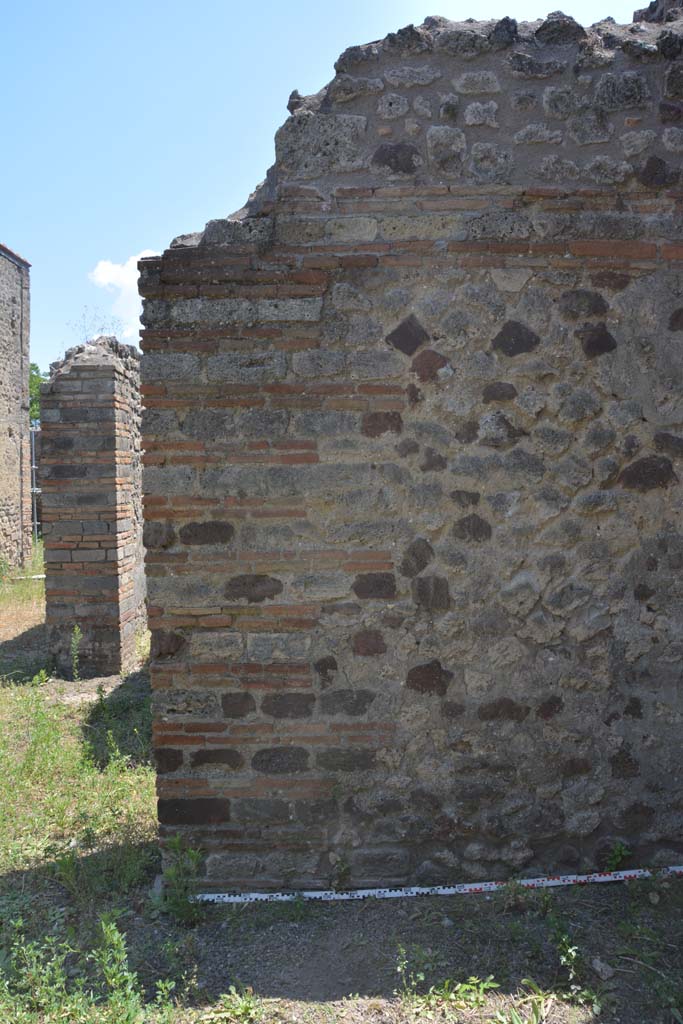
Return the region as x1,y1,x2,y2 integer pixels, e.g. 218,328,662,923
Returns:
89,249,159,341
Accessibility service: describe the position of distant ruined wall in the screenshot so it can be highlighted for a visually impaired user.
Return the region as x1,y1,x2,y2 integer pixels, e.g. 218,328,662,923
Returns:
41,339,146,677
141,11,683,892
0,244,31,569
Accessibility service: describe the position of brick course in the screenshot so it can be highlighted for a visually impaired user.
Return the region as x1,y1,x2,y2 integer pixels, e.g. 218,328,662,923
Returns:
141,13,683,891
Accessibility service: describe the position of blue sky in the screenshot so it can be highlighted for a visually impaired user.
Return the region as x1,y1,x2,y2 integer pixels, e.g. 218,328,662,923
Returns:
2,0,634,372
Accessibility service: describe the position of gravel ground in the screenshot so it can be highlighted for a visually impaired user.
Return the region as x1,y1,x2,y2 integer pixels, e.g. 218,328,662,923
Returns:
125,873,683,1023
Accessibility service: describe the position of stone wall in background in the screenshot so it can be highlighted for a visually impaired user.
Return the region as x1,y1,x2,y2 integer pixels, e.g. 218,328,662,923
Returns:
41,338,146,677
0,244,31,569
140,11,683,892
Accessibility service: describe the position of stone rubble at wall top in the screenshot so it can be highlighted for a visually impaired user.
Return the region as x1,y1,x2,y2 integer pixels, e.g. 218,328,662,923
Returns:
163,10,683,250
635,0,683,23
47,336,140,384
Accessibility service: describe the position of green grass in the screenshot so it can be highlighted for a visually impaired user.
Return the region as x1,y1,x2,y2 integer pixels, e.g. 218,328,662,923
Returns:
0,539,45,609
0,681,157,887
0,666,272,1023
0,675,167,1021
0,913,177,1024
0,541,47,682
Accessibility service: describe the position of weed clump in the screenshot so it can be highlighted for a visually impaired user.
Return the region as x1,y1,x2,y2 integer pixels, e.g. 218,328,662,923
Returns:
70,623,83,682
157,836,205,927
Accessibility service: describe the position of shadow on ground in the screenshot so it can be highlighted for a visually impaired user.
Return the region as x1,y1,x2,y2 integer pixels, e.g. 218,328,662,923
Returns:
1,846,682,1021
0,622,49,681
0,847,571,1003
81,669,152,768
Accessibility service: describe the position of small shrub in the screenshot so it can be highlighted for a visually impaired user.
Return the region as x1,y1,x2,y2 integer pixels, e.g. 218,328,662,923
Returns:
201,985,262,1023
605,840,631,872
153,978,177,1023
89,914,144,1023
495,878,534,914
419,974,500,1011
53,848,79,895
3,920,77,1016
395,943,449,998
70,624,83,682
135,627,151,666
549,914,602,1014
330,852,351,890
0,915,174,1023
158,835,205,926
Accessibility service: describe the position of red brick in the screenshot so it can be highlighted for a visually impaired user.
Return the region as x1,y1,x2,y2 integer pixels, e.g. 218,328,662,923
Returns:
569,240,657,259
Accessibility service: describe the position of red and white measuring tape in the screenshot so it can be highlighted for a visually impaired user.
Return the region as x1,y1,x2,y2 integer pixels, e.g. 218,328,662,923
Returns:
196,864,683,904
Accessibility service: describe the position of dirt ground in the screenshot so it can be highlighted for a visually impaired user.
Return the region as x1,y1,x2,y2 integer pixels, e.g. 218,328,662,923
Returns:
138,879,683,1021
0,589,127,703
0,589,45,661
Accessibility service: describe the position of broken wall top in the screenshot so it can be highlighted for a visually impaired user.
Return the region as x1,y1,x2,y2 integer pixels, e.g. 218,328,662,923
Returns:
45,336,140,387
166,10,683,253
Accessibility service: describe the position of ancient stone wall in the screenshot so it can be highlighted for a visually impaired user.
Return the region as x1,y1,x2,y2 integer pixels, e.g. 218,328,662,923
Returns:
140,12,683,892
41,338,146,677
0,244,31,569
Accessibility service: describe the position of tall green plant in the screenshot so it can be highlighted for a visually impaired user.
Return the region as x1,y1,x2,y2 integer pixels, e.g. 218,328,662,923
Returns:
70,624,83,681
89,915,143,1023
158,836,205,926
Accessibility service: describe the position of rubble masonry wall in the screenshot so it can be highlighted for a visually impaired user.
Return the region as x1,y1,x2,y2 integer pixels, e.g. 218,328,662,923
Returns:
140,12,683,890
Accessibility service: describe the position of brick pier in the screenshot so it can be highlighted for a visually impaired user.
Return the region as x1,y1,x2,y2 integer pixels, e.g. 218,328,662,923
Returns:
41,338,146,677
